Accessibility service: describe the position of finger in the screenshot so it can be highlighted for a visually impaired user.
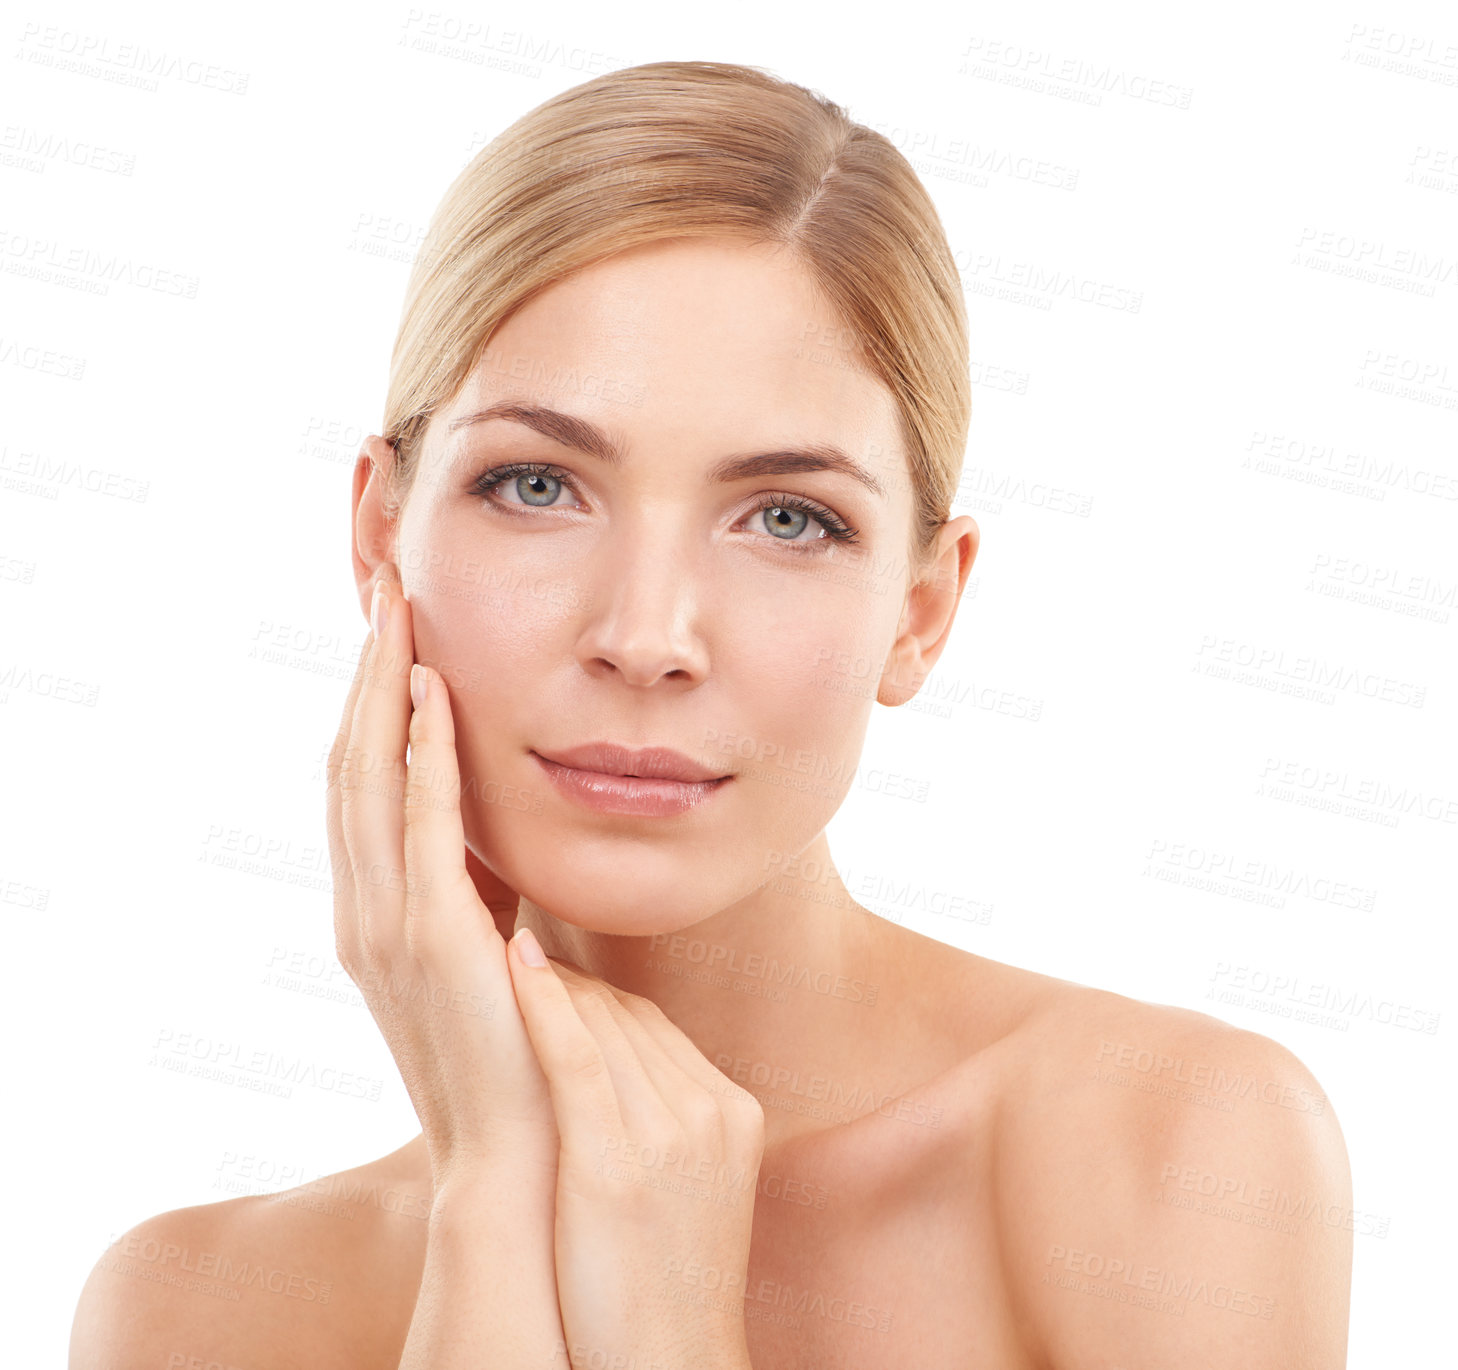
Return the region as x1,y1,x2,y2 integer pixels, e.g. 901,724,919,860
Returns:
553,963,757,1134
401,663,488,958
562,964,757,1112
327,623,375,967
549,964,681,1134
551,961,693,1097
339,569,412,966
329,568,398,968
327,630,375,802
505,930,626,1153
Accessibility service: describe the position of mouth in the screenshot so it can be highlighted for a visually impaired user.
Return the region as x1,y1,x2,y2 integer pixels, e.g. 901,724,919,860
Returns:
529,742,732,817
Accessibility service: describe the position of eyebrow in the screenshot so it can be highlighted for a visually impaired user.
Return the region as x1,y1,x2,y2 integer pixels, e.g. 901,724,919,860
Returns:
447,400,887,500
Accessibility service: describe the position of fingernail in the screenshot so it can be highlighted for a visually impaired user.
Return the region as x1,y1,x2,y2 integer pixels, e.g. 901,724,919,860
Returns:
410,662,427,709
371,581,390,639
513,926,547,967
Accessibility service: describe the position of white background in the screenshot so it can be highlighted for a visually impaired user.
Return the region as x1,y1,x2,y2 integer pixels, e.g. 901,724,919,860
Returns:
2,0,1454,1362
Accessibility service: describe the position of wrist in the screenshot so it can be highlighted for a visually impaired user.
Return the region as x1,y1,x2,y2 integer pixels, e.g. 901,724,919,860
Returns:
430,1151,557,1215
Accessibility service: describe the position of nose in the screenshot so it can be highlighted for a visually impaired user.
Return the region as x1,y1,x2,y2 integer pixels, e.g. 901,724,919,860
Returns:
572,527,711,688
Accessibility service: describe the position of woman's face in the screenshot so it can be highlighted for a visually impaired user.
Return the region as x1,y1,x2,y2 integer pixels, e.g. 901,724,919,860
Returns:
387,236,927,935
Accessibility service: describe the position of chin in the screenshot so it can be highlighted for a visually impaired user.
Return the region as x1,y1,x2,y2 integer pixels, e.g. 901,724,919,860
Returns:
517,863,740,937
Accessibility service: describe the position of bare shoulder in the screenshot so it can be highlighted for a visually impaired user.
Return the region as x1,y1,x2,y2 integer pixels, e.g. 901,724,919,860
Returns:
985,980,1352,1369
70,1142,432,1370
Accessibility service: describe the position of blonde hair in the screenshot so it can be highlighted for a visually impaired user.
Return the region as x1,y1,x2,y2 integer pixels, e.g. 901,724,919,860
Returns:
383,59,969,574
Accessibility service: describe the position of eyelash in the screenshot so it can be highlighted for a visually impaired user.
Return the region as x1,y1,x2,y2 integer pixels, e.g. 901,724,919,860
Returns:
468,461,861,551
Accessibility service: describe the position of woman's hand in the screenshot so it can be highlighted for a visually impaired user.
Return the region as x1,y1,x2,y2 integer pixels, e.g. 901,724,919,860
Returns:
326,563,566,1366
327,562,555,1182
506,936,765,1370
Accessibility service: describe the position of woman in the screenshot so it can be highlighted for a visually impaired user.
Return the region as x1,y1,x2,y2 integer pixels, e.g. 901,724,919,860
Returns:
71,60,1352,1369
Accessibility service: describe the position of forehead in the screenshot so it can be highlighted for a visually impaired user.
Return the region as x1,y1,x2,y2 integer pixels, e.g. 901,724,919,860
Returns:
440,237,905,478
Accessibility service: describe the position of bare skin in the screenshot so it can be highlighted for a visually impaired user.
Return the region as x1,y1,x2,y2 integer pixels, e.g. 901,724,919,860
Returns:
70,945,1352,1367
71,237,1352,1368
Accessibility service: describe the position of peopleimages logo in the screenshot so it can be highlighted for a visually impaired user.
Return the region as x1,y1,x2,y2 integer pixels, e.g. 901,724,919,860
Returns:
103,1231,330,1302
1144,838,1377,912
150,1028,385,1101
1209,964,1440,1035
1094,1040,1326,1115
1044,1245,1275,1318
648,932,879,1005
16,23,249,94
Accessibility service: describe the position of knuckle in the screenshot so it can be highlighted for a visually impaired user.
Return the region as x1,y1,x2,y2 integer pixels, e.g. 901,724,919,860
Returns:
680,1093,722,1136
730,1096,767,1145
647,1119,689,1154
399,874,454,956
740,1096,767,1132
337,743,369,797
343,743,399,801
582,984,618,1013
567,1045,609,1085
623,990,662,1019
357,911,402,969
333,933,362,983
724,1083,764,1121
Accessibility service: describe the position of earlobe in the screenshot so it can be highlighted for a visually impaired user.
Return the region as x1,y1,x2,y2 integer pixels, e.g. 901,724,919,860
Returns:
876,646,927,708
876,516,979,708
877,618,936,707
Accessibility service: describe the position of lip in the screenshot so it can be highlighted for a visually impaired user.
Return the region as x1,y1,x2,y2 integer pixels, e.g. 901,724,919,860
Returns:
530,743,732,817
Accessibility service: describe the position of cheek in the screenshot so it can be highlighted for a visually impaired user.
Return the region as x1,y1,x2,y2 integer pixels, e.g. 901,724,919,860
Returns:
441,669,554,876
400,530,581,692
702,582,894,810
399,545,578,838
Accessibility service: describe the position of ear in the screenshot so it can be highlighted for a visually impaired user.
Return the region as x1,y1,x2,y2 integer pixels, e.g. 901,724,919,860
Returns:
351,434,401,623
878,515,979,707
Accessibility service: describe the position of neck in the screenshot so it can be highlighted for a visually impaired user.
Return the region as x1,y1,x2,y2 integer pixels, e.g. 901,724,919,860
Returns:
513,831,892,1152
